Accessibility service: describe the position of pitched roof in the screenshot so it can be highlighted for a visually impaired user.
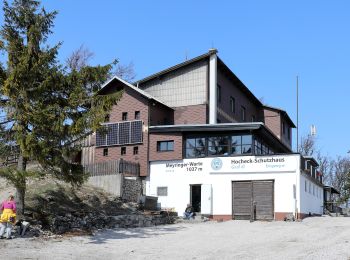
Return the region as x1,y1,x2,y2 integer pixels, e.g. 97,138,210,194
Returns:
134,49,217,85
99,75,173,109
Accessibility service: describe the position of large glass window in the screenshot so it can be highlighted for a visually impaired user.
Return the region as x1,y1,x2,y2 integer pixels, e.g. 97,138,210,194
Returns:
208,136,230,156
186,137,206,158
184,134,278,158
231,135,252,154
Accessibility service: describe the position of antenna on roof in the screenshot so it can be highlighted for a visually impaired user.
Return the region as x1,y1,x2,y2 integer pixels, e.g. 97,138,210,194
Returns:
310,125,317,136
185,50,188,61
296,76,299,152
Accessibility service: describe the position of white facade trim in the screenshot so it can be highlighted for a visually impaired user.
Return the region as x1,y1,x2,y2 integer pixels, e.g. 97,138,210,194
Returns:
209,52,217,124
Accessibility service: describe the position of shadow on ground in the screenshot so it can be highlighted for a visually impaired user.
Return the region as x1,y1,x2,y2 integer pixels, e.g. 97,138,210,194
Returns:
88,225,187,244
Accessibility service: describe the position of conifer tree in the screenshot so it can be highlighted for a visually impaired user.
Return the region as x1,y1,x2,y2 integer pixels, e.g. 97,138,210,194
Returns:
0,0,121,215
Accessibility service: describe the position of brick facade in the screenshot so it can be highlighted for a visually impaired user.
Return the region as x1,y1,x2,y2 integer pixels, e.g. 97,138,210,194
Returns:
263,107,293,149
263,108,281,139
217,68,263,124
150,102,174,126
149,133,183,161
174,104,208,125
94,85,149,177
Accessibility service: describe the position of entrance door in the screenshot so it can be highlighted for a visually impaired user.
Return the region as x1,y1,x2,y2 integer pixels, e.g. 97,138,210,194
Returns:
201,184,212,215
232,181,252,220
253,180,274,220
190,185,201,212
232,180,274,220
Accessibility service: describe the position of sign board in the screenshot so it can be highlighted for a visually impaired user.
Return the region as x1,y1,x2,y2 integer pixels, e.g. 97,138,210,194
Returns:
161,155,298,174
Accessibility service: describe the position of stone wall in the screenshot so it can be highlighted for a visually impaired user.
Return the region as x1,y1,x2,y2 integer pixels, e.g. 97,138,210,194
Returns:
122,177,142,202
50,212,178,234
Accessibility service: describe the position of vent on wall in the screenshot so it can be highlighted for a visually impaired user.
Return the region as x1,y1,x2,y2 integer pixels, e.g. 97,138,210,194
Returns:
96,120,143,147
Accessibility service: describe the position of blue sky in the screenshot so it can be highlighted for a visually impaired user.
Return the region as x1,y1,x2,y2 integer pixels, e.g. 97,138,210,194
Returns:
1,0,349,158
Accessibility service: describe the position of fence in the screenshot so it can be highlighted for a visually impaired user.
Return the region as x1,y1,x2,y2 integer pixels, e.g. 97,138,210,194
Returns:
83,159,140,176
83,159,141,198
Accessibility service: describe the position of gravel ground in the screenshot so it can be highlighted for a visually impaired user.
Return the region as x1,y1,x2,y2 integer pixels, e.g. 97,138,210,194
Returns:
0,216,349,260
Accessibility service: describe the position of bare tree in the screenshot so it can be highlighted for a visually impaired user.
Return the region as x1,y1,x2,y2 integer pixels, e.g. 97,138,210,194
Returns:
299,135,316,156
114,62,136,83
329,156,350,204
67,46,136,82
66,45,94,71
316,151,332,185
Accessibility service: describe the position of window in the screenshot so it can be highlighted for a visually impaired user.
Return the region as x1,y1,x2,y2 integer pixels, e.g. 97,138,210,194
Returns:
254,139,262,155
157,140,174,152
121,147,126,155
104,114,110,122
208,136,230,156
251,115,256,122
184,134,257,158
309,182,311,194
288,127,291,140
122,112,128,121
103,148,108,156
241,106,246,121
232,135,252,155
133,146,138,155
217,84,221,103
135,111,140,120
185,137,206,158
282,122,285,135
157,187,168,196
230,96,235,113
217,119,221,123
305,180,307,192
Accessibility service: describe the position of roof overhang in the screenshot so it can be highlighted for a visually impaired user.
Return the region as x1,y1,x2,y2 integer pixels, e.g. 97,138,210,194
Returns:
149,122,263,133
303,156,319,166
324,186,340,195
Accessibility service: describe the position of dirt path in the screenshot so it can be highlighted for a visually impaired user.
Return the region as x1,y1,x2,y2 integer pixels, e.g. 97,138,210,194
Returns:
1,216,349,260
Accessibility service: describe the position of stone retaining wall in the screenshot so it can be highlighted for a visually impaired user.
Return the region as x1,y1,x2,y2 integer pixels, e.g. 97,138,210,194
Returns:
122,177,142,202
50,212,177,234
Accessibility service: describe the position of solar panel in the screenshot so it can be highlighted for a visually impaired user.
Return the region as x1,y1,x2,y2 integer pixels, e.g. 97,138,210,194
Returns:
96,126,108,146
131,120,143,143
107,124,118,145
118,121,130,144
96,120,143,147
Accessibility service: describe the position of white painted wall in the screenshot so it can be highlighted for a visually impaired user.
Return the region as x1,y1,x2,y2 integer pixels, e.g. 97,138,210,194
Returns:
299,174,324,215
146,154,301,217
209,52,217,124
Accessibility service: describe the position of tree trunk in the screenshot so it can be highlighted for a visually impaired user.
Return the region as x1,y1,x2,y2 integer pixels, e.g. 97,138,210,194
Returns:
16,154,27,216
15,186,26,216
